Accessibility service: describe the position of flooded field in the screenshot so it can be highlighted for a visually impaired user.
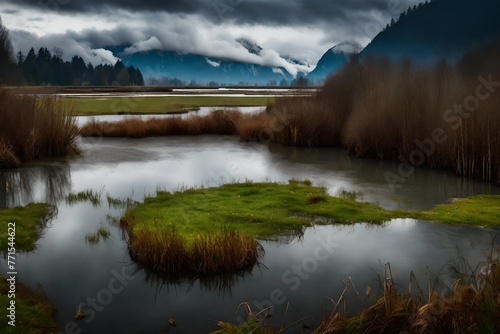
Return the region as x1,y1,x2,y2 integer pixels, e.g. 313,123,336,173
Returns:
1,134,499,333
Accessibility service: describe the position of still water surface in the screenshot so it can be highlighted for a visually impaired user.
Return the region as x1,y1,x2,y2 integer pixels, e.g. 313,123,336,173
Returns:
1,132,499,333
75,106,265,126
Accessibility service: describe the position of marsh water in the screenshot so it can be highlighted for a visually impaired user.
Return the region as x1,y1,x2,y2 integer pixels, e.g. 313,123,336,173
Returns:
1,111,500,333
75,106,265,126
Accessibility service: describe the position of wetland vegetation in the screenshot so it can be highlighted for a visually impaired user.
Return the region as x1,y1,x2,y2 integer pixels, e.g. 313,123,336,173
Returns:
0,90,79,168
0,3,500,333
0,203,53,252
84,227,111,245
120,180,500,276
0,276,57,334
216,246,500,334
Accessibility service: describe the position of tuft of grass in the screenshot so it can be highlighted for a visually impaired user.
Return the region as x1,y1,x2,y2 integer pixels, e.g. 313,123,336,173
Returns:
122,219,263,275
84,233,99,245
307,193,328,204
66,188,103,207
0,276,57,334
0,140,20,168
106,194,136,210
335,187,364,202
212,302,274,334
84,227,111,245
0,89,79,168
0,203,53,252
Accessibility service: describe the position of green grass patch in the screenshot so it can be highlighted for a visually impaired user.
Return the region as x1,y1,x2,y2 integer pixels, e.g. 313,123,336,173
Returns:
0,276,57,334
123,181,404,243
62,96,273,116
120,181,500,275
416,195,500,226
124,181,500,241
0,204,52,252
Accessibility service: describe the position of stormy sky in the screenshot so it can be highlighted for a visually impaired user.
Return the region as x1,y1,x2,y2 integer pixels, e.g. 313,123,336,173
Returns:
0,0,424,75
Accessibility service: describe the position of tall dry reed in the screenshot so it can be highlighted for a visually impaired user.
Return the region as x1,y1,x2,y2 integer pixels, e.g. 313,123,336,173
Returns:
314,257,500,334
269,41,500,184
0,90,79,167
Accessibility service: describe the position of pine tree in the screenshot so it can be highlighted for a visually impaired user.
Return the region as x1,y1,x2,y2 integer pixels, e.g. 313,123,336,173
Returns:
0,16,22,84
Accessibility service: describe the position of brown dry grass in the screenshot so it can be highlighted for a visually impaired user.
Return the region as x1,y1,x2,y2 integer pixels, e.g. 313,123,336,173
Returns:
0,89,79,168
221,256,500,333
269,42,500,184
120,214,263,276
314,259,500,334
80,109,243,138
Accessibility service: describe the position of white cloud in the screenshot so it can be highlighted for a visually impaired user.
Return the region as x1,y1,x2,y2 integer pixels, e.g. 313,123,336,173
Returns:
91,48,120,65
272,68,285,76
2,8,382,75
9,30,120,66
124,36,162,54
205,58,220,67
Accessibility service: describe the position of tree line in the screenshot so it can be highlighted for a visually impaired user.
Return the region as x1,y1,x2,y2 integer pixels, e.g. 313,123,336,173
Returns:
0,17,143,86
17,48,144,86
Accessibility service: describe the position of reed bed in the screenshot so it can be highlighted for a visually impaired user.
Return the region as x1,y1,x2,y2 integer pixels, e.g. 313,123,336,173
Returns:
269,41,500,184
121,215,263,275
314,258,500,334
216,253,500,334
0,89,79,168
80,109,243,138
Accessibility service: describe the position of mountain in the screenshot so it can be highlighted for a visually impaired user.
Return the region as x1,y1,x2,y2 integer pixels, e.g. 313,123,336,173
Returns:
307,42,361,83
112,45,296,86
309,0,500,82
360,0,500,62
236,38,263,55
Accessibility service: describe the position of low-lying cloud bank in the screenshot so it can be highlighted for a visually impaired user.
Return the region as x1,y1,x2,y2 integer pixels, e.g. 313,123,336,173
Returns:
2,0,422,74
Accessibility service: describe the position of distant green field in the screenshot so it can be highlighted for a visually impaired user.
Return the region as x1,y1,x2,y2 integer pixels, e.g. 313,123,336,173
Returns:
62,95,274,116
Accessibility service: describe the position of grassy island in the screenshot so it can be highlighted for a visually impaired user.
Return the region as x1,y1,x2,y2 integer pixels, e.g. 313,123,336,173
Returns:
121,180,500,276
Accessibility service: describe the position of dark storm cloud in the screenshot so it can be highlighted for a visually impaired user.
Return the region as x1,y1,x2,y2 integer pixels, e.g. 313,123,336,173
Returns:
4,0,419,25
3,0,425,75
2,9,20,15
3,0,209,16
